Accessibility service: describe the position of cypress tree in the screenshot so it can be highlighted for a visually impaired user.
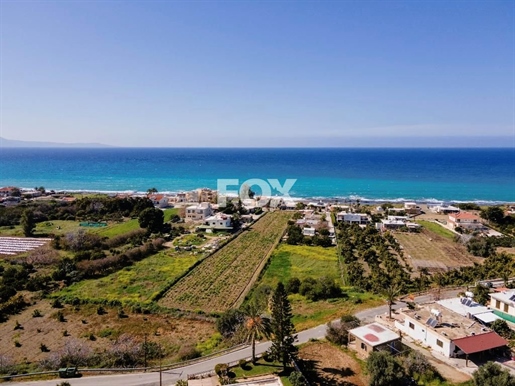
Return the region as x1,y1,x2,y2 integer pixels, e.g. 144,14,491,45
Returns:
21,209,36,237
269,282,297,370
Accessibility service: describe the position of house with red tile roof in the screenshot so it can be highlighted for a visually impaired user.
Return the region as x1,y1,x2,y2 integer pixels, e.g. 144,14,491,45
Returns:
448,211,484,231
148,194,169,208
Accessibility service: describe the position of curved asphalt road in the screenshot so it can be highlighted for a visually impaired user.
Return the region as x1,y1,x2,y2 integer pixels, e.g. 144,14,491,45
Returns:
5,290,459,386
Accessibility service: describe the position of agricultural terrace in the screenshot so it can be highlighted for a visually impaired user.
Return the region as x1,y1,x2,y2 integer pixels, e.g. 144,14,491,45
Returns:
254,243,381,330
395,227,481,273
159,211,292,313
56,250,200,303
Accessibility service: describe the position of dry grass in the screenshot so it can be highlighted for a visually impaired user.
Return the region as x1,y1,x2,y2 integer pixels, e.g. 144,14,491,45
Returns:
0,299,216,366
299,341,368,386
395,229,481,273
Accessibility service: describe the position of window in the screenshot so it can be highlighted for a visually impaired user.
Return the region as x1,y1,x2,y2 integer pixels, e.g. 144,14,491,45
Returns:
409,322,415,330
496,300,501,309
504,303,509,313
360,342,367,351
436,339,443,348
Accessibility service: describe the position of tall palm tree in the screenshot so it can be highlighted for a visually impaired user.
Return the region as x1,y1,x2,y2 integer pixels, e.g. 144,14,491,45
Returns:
384,284,401,319
242,302,271,363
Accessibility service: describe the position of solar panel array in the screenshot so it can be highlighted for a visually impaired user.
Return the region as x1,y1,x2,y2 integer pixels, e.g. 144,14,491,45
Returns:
426,317,438,328
460,297,474,307
509,294,515,302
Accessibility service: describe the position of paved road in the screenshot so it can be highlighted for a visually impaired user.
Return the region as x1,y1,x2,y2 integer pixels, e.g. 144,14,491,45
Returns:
5,289,461,386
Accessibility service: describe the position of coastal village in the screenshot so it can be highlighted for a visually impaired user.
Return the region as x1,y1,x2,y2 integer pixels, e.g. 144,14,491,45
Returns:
0,185,515,386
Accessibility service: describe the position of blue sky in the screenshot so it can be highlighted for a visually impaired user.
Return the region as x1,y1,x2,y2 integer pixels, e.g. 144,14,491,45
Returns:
0,1,513,147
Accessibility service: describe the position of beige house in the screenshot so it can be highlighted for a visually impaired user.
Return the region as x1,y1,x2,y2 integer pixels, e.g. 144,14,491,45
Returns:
489,291,515,317
448,212,484,231
186,202,213,222
348,323,401,358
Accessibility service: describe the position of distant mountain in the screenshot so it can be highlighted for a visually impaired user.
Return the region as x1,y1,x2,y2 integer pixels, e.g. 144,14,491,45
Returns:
0,137,112,148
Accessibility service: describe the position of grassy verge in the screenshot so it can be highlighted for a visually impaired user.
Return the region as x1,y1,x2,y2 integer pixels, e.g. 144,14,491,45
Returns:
55,250,199,303
231,359,293,386
417,220,456,240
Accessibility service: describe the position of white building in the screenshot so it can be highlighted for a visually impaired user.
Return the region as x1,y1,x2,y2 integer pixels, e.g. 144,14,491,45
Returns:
205,213,232,229
340,213,370,225
437,297,500,325
148,194,169,208
395,304,507,358
302,227,316,237
404,202,421,215
186,202,213,222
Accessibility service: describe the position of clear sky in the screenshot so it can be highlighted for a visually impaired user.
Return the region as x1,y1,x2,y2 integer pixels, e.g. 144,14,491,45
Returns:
0,0,513,147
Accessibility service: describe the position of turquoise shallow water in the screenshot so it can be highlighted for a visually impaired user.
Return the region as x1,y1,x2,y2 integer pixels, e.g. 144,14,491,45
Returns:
0,148,513,203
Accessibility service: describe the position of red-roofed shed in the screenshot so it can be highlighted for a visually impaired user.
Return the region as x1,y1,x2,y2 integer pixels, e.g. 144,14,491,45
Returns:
453,332,508,355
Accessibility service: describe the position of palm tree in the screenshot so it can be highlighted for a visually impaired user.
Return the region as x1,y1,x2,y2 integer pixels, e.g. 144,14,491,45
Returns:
147,187,158,194
242,302,271,363
384,284,401,319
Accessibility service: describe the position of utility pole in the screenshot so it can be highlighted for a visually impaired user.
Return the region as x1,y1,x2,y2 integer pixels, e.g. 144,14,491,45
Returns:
159,344,162,386
144,334,147,371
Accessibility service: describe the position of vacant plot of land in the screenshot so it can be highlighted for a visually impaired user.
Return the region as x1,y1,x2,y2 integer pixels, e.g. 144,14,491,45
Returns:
299,341,368,386
396,228,481,273
0,300,216,367
255,244,381,330
259,244,339,286
159,212,292,313
56,250,200,303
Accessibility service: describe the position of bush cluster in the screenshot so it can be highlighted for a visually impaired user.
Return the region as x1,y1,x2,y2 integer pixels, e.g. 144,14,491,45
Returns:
286,276,345,301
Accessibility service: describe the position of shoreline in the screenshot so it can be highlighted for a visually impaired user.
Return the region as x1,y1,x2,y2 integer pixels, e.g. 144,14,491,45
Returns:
16,186,514,206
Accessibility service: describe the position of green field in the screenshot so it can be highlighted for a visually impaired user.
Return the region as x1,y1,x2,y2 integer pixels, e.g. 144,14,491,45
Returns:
417,220,456,240
254,243,382,330
91,219,140,238
163,208,179,222
56,250,199,303
258,244,339,286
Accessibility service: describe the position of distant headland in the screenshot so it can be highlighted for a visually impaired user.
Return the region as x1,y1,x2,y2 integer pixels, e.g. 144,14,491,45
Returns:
0,137,112,148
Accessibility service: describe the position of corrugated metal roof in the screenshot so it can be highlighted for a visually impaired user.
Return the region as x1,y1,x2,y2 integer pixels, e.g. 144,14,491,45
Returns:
453,332,507,355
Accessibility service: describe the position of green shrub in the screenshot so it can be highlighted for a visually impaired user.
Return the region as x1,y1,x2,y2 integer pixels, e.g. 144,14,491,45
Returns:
288,371,307,386
51,299,63,308
40,343,49,352
239,359,247,369
32,309,42,317
14,340,21,347
214,363,228,376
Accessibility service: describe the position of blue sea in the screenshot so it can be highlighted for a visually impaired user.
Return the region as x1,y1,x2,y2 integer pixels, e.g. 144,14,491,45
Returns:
0,148,514,203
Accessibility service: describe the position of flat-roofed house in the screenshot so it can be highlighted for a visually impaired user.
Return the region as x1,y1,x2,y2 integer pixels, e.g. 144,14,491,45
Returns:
341,213,370,225
186,202,213,222
489,290,515,319
404,202,421,215
395,304,507,360
302,227,316,237
348,323,401,358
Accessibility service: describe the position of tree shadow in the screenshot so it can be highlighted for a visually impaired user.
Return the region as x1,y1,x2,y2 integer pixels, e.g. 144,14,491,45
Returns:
299,359,359,386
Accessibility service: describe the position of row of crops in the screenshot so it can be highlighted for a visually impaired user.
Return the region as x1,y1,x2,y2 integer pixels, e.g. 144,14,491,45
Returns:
159,211,292,313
